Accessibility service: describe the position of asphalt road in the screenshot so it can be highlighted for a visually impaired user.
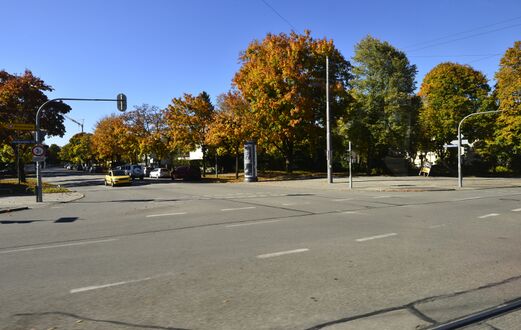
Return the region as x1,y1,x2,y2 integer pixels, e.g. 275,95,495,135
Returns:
1,169,521,329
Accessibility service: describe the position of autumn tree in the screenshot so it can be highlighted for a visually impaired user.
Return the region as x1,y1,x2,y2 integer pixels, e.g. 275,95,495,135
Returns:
418,62,493,161
233,30,351,172
122,104,167,165
0,69,71,181
91,115,128,165
206,90,254,178
165,91,215,174
346,36,419,173
493,41,521,171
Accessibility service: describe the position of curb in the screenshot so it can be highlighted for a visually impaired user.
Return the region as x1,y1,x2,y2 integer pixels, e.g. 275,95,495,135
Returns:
0,206,29,214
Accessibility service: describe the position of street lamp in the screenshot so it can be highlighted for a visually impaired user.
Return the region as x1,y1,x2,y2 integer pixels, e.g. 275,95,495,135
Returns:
457,109,504,188
35,95,127,202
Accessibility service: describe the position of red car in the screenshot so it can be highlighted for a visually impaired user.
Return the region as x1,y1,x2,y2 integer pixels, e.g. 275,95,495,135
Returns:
171,166,201,181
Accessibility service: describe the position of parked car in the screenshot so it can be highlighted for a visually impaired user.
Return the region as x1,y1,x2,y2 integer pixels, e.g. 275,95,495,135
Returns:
120,164,144,180
104,170,131,186
89,165,104,173
171,166,201,181
150,168,171,178
143,166,154,177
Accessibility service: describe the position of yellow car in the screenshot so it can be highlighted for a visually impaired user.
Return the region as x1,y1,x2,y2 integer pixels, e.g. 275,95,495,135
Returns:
105,169,131,186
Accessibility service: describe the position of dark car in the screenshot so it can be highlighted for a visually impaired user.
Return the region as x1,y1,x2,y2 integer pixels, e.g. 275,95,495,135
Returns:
171,166,201,181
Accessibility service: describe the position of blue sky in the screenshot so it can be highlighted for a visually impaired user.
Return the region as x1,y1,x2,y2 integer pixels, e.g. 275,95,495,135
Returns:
1,0,520,146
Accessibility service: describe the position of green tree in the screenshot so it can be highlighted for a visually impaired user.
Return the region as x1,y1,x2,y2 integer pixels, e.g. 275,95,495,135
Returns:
418,62,492,161
46,144,61,165
233,30,351,172
346,36,419,173
165,92,215,174
59,133,94,165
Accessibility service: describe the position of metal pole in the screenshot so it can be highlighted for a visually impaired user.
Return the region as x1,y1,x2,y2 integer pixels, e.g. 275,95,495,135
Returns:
35,96,123,202
457,109,504,188
348,140,352,189
326,56,332,183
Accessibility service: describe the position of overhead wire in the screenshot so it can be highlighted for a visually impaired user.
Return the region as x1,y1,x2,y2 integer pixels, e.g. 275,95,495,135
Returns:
260,0,297,31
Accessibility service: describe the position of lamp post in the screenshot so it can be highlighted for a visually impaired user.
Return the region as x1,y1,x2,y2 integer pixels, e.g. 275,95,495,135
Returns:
457,109,504,188
326,56,332,183
35,95,126,202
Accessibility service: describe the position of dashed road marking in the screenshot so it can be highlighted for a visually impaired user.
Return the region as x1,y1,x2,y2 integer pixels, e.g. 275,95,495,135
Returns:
512,208,521,212
146,212,187,218
221,206,256,212
356,233,397,242
333,198,353,202
257,248,309,259
478,213,500,219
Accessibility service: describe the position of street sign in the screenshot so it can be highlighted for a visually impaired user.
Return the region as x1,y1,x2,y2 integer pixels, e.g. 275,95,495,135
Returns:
12,140,36,144
1,123,36,131
32,155,46,162
32,145,45,157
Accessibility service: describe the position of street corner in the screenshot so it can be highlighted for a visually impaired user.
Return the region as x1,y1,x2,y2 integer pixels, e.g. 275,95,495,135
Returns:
44,191,85,203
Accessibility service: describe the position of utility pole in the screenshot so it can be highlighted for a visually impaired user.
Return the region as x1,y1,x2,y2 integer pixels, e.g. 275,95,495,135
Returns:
326,56,332,183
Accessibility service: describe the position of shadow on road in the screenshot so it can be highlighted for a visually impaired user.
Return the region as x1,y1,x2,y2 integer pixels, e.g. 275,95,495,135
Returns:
1,217,79,224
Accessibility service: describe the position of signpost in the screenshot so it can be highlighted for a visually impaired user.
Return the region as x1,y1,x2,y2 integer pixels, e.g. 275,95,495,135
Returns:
1,123,36,131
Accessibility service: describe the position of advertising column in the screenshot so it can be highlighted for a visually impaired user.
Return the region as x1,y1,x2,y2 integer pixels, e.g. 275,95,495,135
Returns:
244,141,258,182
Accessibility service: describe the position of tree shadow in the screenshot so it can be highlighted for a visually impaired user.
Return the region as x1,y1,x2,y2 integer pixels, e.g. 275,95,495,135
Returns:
1,217,79,224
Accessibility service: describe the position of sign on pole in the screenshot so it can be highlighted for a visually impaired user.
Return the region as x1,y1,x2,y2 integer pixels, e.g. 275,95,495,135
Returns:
12,140,36,144
1,123,36,131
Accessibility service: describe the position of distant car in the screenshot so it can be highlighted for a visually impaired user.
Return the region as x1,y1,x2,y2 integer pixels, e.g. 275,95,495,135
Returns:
89,165,104,173
104,170,131,187
120,164,144,180
171,166,201,181
150,168,171,179
143,166,154,177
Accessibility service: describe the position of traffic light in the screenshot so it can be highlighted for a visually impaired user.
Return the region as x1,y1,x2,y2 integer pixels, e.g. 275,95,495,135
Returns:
117,93,127,112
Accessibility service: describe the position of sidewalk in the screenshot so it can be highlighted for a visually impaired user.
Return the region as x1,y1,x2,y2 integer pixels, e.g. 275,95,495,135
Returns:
256,176,521,192
0,192,84,213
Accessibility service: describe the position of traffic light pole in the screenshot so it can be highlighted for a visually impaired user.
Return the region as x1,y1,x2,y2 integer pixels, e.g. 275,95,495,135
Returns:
35,95,126,202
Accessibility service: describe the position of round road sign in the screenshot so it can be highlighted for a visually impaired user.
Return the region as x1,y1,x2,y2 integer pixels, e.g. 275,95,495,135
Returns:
32,145,45,157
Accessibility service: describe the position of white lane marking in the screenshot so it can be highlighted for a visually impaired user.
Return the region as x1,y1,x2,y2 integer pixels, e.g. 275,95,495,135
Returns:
51,206,63,209
478,213,500,219
0,239,118,254
356,233,397,242
342,211,364,215
146,212,187,218
226,220,282,228
429,224,446,229
221,206,256,212
282,202,310,206
333,198,353,202
512,208,521,212
71,277,152,294
372,196,391,199
458,196,481,201
257,248,309,259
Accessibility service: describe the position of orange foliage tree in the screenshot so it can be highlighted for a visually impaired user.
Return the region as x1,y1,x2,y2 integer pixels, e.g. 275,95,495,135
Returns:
233,30,351,172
